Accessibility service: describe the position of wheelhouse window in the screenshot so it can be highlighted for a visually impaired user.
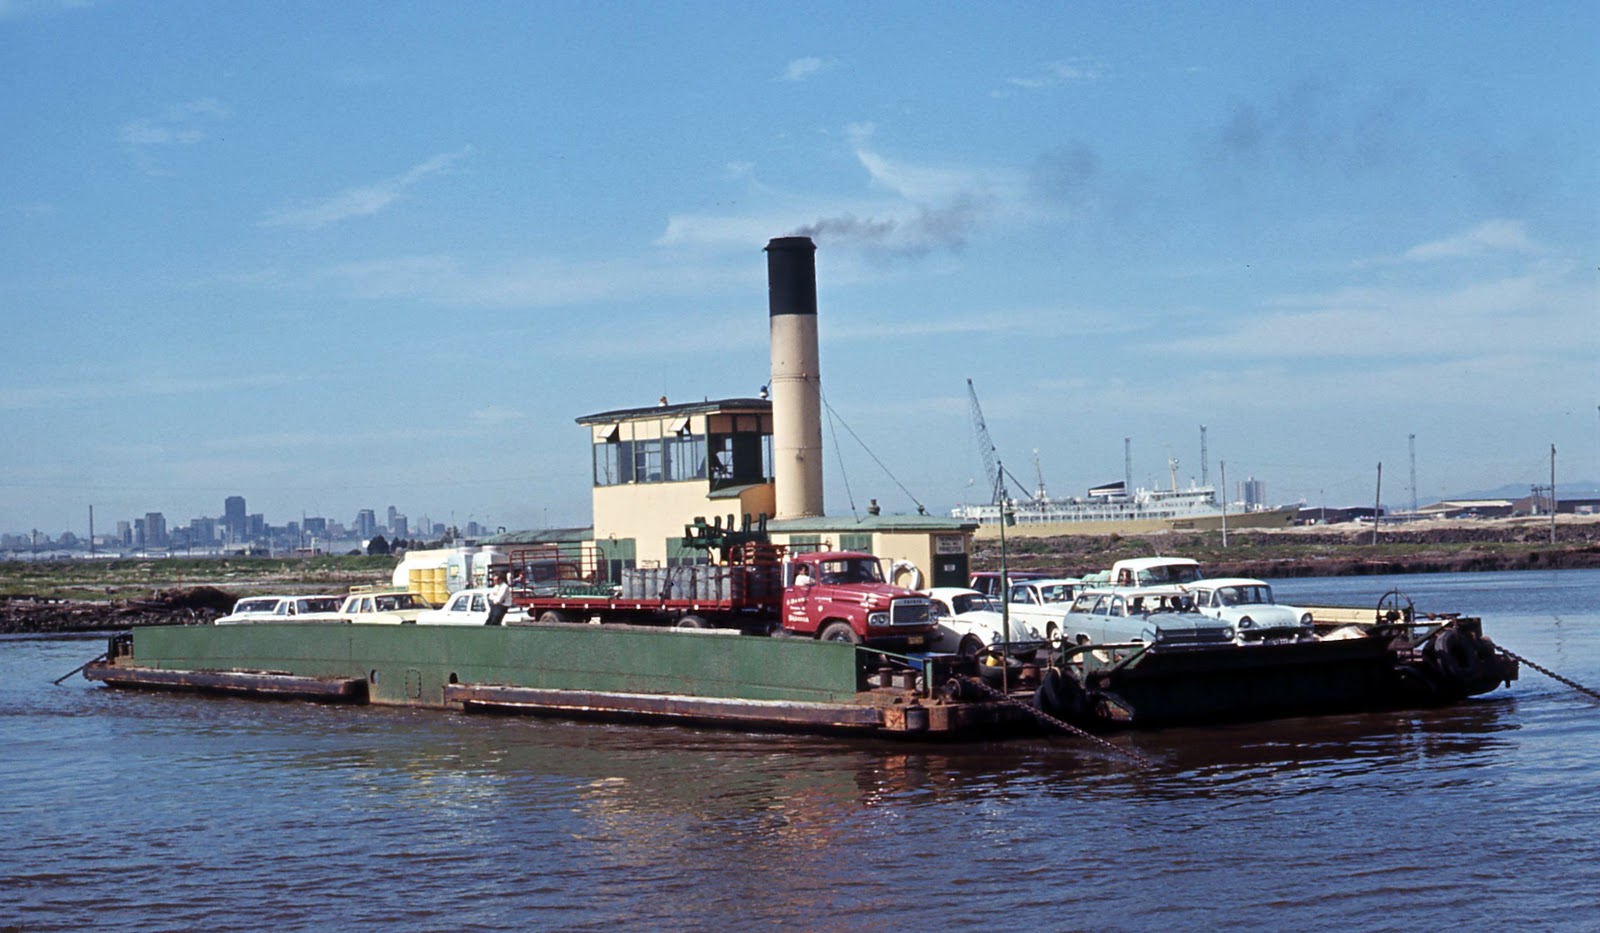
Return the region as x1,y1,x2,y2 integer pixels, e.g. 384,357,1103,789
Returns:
666,434,706,482
593,440,632,486
633,439,663,483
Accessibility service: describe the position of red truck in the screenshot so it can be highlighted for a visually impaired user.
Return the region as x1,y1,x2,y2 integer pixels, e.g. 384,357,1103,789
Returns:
505,543,935,651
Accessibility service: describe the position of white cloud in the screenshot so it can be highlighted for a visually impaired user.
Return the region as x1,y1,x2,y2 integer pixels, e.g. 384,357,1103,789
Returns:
118,98,230,147
318,249,755,311
1004,58,1109,92
1400,220,1539,262
0,373,291,411
781,57,829,81
1157,261,1594,360
469,406,526,425
261,147,473,229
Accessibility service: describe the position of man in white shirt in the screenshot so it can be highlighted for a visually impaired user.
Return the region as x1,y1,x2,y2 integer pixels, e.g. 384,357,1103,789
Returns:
486,573,513,626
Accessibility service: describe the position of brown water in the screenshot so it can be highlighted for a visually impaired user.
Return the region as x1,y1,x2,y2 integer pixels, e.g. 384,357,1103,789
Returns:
5,569,1598,931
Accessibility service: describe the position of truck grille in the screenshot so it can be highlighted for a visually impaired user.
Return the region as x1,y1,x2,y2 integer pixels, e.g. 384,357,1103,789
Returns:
888,598,932,626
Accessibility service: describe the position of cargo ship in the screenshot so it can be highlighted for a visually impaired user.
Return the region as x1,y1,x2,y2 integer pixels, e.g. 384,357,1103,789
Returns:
82,236,1518,741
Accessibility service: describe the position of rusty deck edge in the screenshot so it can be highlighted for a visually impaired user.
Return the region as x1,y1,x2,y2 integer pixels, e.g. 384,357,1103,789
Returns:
83,662,369,702
445,682,889,730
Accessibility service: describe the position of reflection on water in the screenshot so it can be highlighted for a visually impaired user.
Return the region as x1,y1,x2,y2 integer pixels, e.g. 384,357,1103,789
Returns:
6,570,1600,930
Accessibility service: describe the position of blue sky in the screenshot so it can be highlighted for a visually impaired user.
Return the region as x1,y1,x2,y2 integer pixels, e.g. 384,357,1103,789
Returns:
3,1,1597,537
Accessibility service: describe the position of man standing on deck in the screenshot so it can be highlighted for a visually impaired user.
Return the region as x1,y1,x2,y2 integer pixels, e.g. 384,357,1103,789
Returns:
486,573,513,626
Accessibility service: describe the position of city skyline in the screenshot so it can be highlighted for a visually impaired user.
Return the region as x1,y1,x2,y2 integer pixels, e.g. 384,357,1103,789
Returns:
3,4,1596,534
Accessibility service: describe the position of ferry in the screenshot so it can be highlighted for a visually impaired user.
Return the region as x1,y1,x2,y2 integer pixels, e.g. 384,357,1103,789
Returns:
80,235,1518,743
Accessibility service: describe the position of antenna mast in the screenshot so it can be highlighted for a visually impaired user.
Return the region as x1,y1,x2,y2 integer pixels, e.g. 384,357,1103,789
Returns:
1409,433,1418,515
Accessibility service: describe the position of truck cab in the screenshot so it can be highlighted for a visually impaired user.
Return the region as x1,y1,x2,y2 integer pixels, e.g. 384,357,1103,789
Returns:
783,551,935,651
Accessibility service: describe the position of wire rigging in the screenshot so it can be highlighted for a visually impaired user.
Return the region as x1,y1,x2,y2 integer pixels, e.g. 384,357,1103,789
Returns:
818,388,927,515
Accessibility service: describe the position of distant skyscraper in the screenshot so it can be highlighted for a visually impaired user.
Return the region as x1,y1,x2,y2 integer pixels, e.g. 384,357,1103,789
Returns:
1241,478,1266,510
386,505,399,534
224,495,246,541
356,509,377,539
190,517,216,547
144,512,167,549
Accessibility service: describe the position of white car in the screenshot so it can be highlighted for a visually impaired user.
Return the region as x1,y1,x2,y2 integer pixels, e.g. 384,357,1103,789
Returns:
1004,577,1084,641
216,595,346,625
1060,586,1236,647
1183,578,1315,643
417,588,528,626
925,587,1043,658
338,590,432,624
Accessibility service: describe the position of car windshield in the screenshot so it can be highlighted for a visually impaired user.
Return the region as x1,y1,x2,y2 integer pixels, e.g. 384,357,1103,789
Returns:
951,593,998,614
1039,584,1074,603
1141,564,1202,584
818,558,883,585
1216,585,1273,605
374,593,426,611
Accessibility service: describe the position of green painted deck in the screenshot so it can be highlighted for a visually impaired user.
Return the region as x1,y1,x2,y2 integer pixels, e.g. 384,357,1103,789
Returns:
128,622,864,709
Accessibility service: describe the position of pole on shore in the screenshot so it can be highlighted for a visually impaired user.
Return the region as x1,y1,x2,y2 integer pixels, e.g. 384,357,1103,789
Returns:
1551,444,1558,545
1373,462,1382,546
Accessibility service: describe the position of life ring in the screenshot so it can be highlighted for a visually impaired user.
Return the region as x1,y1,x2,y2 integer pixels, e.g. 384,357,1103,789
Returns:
889,559,924,590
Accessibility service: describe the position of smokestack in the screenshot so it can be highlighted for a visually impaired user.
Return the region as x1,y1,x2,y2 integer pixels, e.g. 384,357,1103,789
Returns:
766,236,824,520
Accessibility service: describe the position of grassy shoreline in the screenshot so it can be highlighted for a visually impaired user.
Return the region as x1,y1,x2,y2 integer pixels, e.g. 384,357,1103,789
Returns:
4,518,1598,634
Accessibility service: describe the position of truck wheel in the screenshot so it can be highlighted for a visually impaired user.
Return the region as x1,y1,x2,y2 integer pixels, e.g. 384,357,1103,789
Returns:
675,615,709,629
538,610,571,625
819,621,862,645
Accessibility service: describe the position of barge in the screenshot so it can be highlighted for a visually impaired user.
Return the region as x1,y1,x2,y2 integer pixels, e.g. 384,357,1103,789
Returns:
81,605,1517,737
79,234,1519,743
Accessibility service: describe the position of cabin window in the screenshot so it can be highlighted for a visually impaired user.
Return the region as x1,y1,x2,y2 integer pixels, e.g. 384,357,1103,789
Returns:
708,431,771,490
593,440,633,486
633,439,663,483
470,595,485,611
665,434,706,482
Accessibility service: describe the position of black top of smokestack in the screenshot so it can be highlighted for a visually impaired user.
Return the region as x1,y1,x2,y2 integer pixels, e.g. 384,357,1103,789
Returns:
765,236,817,317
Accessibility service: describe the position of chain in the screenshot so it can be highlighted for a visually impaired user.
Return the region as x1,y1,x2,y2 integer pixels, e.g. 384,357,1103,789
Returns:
1495,646,1600,702
956,675,1153,769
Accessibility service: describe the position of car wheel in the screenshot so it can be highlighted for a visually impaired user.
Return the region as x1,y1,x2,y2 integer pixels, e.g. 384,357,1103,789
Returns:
957,634,983,659
538,610,571,624
819,621,862,645
675,615,709,629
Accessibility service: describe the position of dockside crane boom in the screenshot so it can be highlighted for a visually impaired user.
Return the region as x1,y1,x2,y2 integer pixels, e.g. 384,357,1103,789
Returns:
967,378,1001,505
966,379,1034,505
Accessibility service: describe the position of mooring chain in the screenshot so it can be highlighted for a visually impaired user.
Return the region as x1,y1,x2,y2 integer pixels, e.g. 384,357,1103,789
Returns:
1496,646,1600,703
957,675,1153,769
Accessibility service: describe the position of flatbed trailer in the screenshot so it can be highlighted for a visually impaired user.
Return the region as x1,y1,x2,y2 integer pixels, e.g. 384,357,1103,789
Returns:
507,543,785,632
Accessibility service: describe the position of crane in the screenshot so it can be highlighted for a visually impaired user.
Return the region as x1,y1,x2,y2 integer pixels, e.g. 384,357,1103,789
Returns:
967,379,1000,504
966,379,1033,505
